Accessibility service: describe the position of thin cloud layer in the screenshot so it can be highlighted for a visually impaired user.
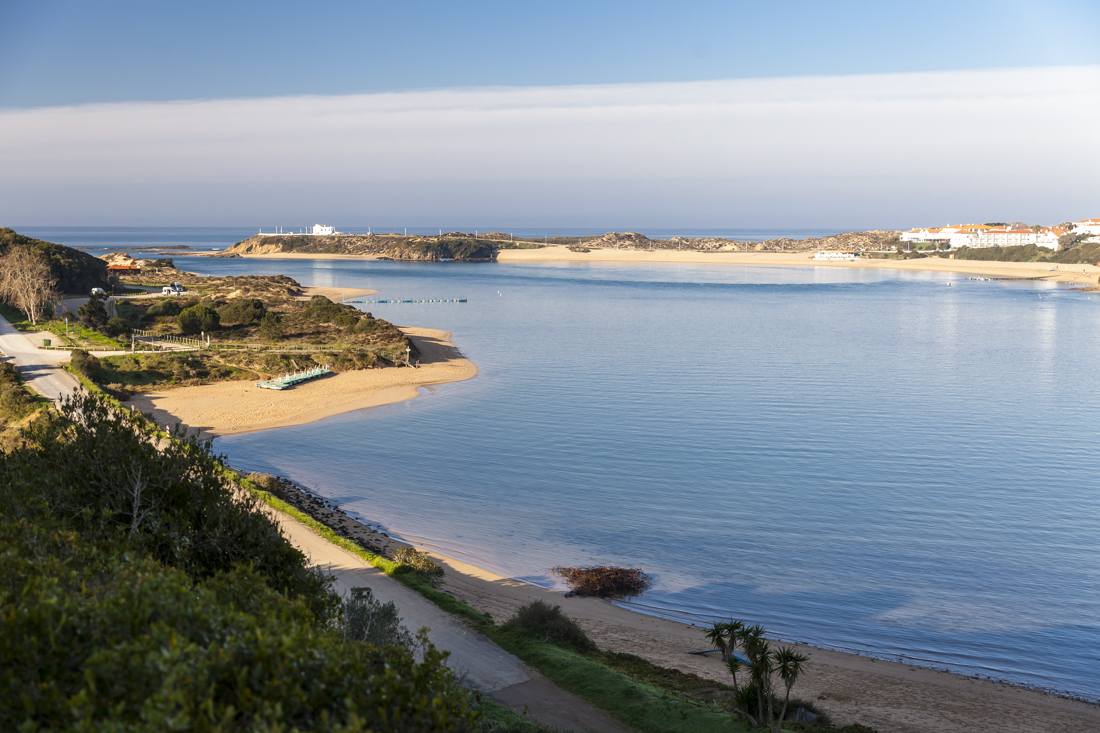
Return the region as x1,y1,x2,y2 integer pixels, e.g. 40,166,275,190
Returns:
2,66,1098,226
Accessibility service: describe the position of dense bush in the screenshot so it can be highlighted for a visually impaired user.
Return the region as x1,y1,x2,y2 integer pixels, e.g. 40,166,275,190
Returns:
145,298,186,318
258,310,283,339
393,547,446,585
69,349,101,381
177,303,220,334
0,394,474,731
105,316,132,337
551,566,653,598
502,600,596,653
342,587,418,650
77,293,109,330
218,297,266,325
0,362,36,427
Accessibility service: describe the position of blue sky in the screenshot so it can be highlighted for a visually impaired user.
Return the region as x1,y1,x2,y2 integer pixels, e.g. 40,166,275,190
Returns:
2,0,1098,107
1,1,1098,227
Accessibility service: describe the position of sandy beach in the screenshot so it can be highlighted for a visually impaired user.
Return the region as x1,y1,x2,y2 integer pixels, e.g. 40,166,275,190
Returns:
498,247,1100,285
125,327,476,439
227,247,1100,287
430,553,1100,733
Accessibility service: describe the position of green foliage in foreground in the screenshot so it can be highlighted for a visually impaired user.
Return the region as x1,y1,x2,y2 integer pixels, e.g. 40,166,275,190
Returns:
0,361,39,428
0,394,476,732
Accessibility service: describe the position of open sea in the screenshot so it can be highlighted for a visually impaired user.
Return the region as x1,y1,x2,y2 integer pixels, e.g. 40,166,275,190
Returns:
25,228,1100,699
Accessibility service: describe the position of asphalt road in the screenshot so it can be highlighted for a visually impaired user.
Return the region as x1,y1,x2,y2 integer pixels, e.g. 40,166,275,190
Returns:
0,315,82,403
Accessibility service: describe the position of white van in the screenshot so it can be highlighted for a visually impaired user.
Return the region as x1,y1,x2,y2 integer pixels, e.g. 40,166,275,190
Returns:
90,287,106,296
162,286,180,296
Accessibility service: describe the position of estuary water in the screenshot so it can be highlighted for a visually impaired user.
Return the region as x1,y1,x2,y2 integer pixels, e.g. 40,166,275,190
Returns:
153,253,1100,700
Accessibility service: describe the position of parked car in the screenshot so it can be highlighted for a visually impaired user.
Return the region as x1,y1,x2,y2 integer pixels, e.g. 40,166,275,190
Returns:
90,287,106,296
161,286,181,296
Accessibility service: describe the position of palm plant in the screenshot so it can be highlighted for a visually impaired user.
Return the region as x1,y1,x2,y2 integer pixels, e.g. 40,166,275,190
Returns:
721,623,810,731
772,646,809,732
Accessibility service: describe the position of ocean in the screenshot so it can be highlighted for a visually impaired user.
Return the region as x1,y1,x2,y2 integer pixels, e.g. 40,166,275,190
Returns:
25,228,1100,699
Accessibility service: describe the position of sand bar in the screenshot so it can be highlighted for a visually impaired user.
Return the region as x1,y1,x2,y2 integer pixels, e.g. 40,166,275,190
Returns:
125,327,476,439
226,248,1100,286
498,247,1100,285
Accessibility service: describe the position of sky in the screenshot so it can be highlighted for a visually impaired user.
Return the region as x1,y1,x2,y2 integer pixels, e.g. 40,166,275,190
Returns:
1,0,1099,228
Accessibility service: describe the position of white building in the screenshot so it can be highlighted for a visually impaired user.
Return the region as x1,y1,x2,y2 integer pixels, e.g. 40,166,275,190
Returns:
900,224,991,248
312,224,336,236
974,226,1037,248
1072,218,1100,237
813,251,860,260
1036,226,1068,250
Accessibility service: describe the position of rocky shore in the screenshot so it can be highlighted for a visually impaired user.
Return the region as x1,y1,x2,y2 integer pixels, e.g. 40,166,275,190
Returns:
247,472,411,558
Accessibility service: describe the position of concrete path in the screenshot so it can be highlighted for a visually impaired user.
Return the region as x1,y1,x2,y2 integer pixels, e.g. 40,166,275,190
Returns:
274,510,630,733
0,315,82,403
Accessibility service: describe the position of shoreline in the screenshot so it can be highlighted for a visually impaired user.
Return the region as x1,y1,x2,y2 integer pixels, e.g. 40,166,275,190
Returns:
125,326,476,439
268,476,1099,733
223,248,1100,286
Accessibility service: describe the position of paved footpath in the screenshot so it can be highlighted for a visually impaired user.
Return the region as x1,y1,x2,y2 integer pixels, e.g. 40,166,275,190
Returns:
273,509,630,733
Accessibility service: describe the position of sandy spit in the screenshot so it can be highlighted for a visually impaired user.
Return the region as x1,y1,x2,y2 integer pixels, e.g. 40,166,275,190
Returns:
125,327,476,439
497,247,1100,285
229,248,1100,286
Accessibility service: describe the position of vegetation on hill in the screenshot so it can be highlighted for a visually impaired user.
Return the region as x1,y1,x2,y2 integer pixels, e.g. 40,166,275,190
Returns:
218,230,905,259
0,227,109,293
0,394,475,731
953,240,1100,265
65,275,414,394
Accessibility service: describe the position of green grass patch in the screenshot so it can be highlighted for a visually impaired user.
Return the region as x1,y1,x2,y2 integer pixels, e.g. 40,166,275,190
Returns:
486,630,748,733
0,303,31,329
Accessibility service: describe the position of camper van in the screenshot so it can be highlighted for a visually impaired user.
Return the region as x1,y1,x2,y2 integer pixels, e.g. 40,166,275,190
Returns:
162,286,180,296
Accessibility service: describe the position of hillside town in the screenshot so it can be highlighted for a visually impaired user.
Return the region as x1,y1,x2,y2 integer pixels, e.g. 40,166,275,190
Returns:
900,218,1100,250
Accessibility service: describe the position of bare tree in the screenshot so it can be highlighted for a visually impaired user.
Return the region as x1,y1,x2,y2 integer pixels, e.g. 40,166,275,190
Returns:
0,248,59,325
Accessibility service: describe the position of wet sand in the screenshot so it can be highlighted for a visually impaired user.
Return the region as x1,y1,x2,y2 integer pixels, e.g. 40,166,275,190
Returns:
125,327,476,439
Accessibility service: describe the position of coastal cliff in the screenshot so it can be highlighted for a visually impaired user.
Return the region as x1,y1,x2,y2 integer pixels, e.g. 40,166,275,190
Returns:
217,230,903,260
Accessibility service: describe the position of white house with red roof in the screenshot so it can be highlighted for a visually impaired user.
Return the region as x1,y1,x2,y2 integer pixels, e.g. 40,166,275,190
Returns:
975,226,1037,248
1072,219,1100,236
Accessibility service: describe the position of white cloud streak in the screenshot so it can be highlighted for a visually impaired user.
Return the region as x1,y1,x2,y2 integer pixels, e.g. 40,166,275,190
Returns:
1,66,1098,226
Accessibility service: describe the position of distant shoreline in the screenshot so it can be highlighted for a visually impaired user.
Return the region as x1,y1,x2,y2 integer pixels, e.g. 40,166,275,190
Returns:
223,247,1100,286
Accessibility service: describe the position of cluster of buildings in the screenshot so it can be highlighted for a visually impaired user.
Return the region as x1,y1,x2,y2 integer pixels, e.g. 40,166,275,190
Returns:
258,224,339,237
900,219,1100,251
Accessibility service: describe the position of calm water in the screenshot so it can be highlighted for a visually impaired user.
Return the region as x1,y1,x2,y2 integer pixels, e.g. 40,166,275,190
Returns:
148,253,1100,700
21,222,1095,698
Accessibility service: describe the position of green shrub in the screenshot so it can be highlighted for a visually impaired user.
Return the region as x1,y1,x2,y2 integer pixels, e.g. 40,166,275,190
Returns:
341,587,418,650
177,304,220,334
0,392,477,730
69,349,101,381
354,315,381,333
0,362,36,426
105,316,131,337
218,297,266,325
258,311,283,339
393,547,446,585
145,298,185,318
502,600,596,653
77,293,108,330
